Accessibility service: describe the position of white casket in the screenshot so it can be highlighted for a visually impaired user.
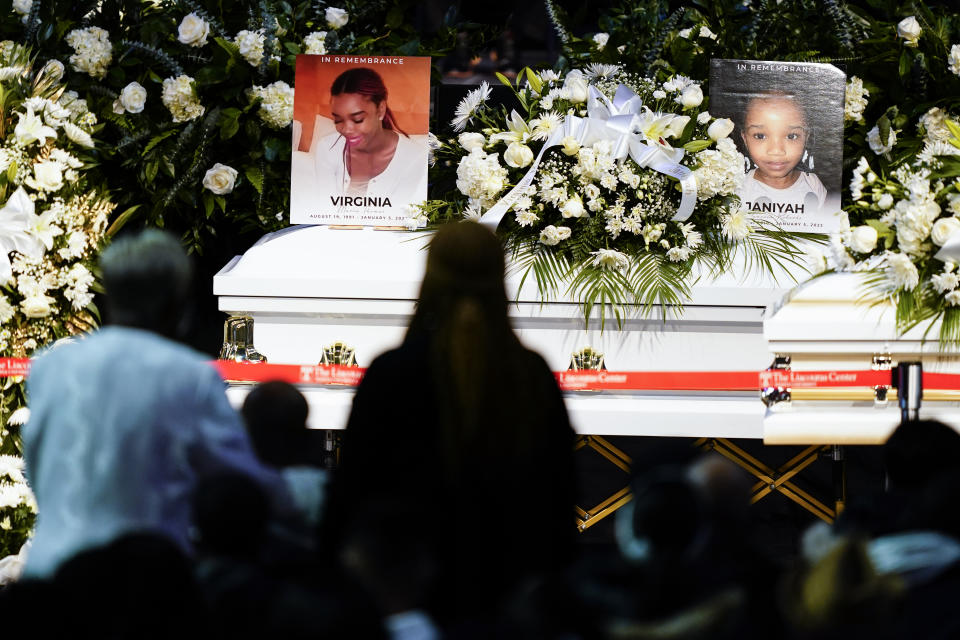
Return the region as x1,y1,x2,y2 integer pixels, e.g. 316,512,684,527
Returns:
763,272,960,445
214,225,806,439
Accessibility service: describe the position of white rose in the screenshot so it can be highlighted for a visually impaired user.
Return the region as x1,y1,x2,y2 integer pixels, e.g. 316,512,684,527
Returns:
12,0,30,16
949,44,960,77
202,163,238,194
561,136,580,156
560,195,585,218
562,71,589,104
932,217,960,246
21,295,52,318
877,193,894,210
119,82,147,113
33,161,63,192
325,7,349,29
178,13,210,47
847,225,878,253
678,84,704,109
707,118,735,141
458,132,485,152
897,16,922,47
697,111,712,125
503,142,534,168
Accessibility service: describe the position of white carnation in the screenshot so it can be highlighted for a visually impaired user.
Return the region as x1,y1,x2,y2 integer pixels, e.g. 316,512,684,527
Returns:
303,31,327,55
946,290,960,306
0,296,14,323
592,33,609,50
844,76,869,123
884,252,920,291
693,138,744,199
721,209,751,240
235,29,266,66
250,81,294,129
65,27,112,79
456,150,508,208
161,75,205,123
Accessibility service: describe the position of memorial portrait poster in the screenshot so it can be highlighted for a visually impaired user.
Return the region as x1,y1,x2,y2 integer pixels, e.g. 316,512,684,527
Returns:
290,55,430,225
709,59,846,234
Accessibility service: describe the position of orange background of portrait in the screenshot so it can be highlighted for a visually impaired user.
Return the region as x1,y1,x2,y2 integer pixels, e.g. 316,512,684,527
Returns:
293,55,430,152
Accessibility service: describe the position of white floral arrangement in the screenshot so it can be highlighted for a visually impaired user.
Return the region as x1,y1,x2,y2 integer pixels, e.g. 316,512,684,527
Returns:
0,41,116,565
427,66,809,321
829,106,960,343
0,453,36,565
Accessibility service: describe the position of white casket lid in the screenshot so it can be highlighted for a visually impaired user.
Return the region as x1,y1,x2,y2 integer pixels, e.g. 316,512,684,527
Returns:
214,225,813,308
763,271,950,355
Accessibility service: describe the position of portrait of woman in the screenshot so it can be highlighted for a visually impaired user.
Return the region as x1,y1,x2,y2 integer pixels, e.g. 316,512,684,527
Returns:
290,57,430,225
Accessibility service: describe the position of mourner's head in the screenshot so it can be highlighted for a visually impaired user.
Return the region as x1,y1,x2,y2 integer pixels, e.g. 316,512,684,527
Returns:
330,67,406,148
100,229,192,338
419,220,508,314
740,92,810,187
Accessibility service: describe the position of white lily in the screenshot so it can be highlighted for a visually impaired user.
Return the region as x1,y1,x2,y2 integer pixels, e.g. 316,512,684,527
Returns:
0,188,45,282
14,106,57,146
27,209,63,251
490,110,533,146
634,108,680,148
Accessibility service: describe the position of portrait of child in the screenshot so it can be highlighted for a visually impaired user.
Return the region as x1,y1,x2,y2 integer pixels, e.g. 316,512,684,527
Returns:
709,60,846,234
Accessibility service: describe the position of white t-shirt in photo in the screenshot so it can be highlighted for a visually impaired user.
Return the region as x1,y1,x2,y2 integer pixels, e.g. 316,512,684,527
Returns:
739,169,840,233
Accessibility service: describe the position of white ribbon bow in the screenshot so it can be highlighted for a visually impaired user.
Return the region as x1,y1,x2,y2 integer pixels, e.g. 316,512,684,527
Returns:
0,187,45,283
480,84,698,229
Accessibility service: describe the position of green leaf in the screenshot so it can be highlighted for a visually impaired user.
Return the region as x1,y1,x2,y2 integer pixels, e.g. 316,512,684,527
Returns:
683,139,713,153
244,165,264,194
195,66,227,85
203,192,214,218
944,119,960,150
105,205,141,238
386,6,403,29
143,129,178,154
898,49,911,77
264,137,284,162
7,161,17,183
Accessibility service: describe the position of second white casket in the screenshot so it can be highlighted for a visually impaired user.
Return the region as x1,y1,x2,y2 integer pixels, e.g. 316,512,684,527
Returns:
763,272,960,444
214,225,805,438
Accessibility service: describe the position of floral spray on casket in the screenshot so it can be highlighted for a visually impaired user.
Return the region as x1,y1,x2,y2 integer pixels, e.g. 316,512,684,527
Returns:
426,66,818,325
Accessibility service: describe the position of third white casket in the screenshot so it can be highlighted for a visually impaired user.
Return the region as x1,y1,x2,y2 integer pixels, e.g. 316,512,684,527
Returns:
763,272,960,444
214,225,806,439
